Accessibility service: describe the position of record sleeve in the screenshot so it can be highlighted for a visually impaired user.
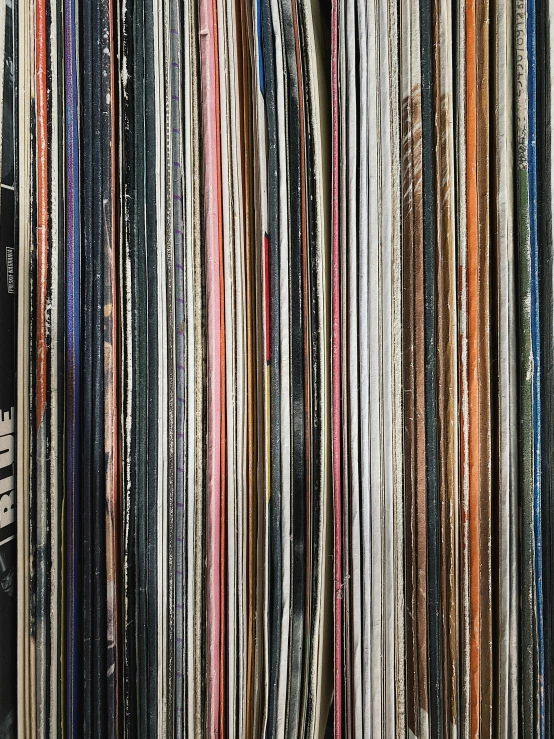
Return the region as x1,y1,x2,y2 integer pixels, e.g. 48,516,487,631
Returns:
229,0,247,722
494,0,519,732
526,0,545,730
433,0,458,731
456,0,470,730
345,0,363,732
187,0,205,733
119,0,137,727
366,0,384,731
269,0,292,731
166,0,185,725
539,0,554,734
476,0,493,732
16,0,33,728
198,0,223,728
387,0,404,731
400,0,428,730
330,0,342,729
420,0,441,727
217,0,238,725
296,0,332,734
514,0,537,733
249,0,269,729
355,0,371,727
278,0,307,731
162,0,177,724
34,0,51,722
378,0,398,731
260,0,283,732
0,2,17,735
79,0,98,722
337,5,351,737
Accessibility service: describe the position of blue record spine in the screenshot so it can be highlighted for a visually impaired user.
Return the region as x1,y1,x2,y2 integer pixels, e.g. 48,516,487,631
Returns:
64,0,80,727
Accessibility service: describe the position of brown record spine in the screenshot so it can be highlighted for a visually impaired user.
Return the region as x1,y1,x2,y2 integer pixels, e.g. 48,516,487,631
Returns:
466,0,493,732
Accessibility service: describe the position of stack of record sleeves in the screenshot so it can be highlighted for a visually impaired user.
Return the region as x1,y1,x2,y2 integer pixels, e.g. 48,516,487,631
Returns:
5,0,554,733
